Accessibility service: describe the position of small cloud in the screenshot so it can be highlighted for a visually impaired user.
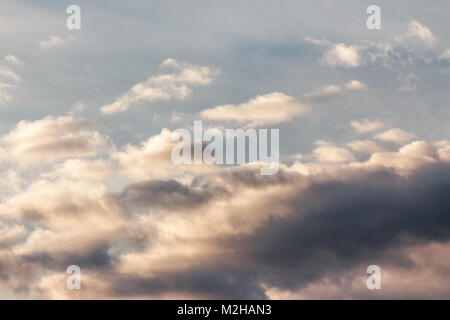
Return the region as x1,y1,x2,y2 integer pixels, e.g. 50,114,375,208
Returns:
3,55,23,66
313,141,355,163
322,43,360,68
345,80,367,91
0,83,14,104
322,85,342,95
396,20,437,45
39,36,65,50
439,49,450,60
0,115,110,166
101,59,220,114
374,128,417,145
351,119,383,133
199,92,308,127
303,80,367,104
0,64,21,104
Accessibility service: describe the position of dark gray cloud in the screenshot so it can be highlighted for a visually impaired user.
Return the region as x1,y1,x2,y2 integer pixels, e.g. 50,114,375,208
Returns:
105,162,450,299
119,179,230,210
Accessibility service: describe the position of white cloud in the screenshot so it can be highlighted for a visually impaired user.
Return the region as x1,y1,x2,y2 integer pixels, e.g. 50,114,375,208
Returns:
347,140,384,154
199,81,367,127
374,128,417,145
0,66,21,84
101,59,219,114
3,55,22,66
0,83,14,104
303,80,367,104
313,141,355,163
350,119,384,133
39,35,66,50
0,115,111,167
199,92,308,126
322,43,360,68
345,80,366,91
396,20,437,45
0,63,21,105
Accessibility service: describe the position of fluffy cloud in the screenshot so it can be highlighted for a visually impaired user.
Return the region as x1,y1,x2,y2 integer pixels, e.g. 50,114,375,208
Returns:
1,119,450,299
313,141,355,163
374,128,417,145
39,35,66,50
101,59,220,114
322,43,360,67
0,66,21,84
3,55,22,66
351,119,384,134
199,92,307,126
307,20,444,89
120,179,230,211
0,83,14,104
0,115,111,167
0,179,129,271
0,58,21,104
199,80,366,127
396,20,437,45
303,80,367,104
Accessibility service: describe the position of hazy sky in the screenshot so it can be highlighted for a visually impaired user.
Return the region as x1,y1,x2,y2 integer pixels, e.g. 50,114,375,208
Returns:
0,0,449,299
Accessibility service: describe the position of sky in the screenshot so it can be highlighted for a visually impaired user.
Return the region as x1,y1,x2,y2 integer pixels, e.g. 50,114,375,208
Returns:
0,0,449,299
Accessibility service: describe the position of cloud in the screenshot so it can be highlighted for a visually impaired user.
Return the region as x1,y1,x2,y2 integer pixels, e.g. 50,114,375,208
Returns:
345,80,366,90
374,128,417,145
307,24,445,88
0,58,22,104
303,80,367,104
199,80,366,126
110,128,215,179
0,83,14,104
120,179,229,211
2,120,450,298
0,179,129,271
3,55,22,66
0,224,27,250
199,92,307,126
39,36,66,50
101,59,220,114
351,119,384,133
0,66,21,84
42,159,113,181
322,43,360,67
396,20,437,45
347,140,384,154
0,115,111,167
313,141,355,163
364,140,441,175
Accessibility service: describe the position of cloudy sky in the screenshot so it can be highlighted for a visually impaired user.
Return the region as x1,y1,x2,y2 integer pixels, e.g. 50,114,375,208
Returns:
0,0,449,299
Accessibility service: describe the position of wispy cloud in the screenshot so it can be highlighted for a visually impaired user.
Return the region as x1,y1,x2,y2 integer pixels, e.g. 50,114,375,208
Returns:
39,35,66,50
101,59,220,114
